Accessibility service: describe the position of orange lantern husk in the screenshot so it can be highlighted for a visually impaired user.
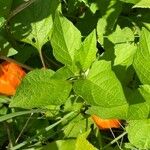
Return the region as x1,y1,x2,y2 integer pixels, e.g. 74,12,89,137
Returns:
92,115,121,130
0,61,26,96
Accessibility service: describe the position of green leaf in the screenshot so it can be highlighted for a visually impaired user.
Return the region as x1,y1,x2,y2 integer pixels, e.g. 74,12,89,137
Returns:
51,66,75,80
126,85,150,120
127,119,150,149
119,0,140,4
75,131,97,150
0,17,5,28
64,114,92,138
10,0,59,50
10,69,72,109
87,105,128,119
114,43,137,67
0,0,12,18
74,60,127,107
97,0,122,45
51,12,81,65
89,3,99,14
0,106,7,115
133,27,150,84
0,33,18,57
37,140,76,150
133,0,150,8
108,26,135,44
75,30,97,71
14,44,37,63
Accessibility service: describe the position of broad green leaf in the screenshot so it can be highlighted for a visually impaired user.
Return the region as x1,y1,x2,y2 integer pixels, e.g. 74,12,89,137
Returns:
64,114,92,138
51,66,75,80
10,0,59,50
133,27,150,84
87,105,128,119
14,45,37,63
97,0,122,45
126,85,150,120
74,60,127,107
108,26,134,44
75,131,97,150
37,140,76,150
127,119,150,149
133,0,150,8
75,30,97,71
51,12,81,65
10,69,72,109
114,43,137,67
0,0,12,18
102,26,136,68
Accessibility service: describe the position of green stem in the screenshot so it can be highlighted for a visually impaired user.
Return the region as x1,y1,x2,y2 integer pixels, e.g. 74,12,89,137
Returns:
39,50,46,68
4,122,14,148
11,111,76,150
0,109,43,123
15,113,33,143
96,129,103,150
103,131,127,149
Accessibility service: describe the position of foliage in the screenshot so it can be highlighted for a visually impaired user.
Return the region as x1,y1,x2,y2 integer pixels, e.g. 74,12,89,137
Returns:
0,0,150,149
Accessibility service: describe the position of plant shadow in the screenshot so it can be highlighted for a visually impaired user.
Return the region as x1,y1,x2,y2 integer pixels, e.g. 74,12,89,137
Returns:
8,0,59,43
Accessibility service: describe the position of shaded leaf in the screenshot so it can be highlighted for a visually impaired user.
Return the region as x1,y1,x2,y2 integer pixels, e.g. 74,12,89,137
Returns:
0,0,12,18
97,0,122,45
10,0,59,50
126,85,150,120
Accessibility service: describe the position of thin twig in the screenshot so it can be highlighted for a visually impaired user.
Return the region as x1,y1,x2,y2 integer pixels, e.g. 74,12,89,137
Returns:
15,113,33,143
103,131,127,149
109,128,122,149
0,55,33,71
11,111,76,150
4,122,13,148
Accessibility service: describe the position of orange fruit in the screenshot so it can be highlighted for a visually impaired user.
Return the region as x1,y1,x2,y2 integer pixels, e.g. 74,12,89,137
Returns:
92,115,120,130
0,61,26,96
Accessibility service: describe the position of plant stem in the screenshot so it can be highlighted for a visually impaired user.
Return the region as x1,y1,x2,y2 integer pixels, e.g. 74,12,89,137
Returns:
0,109,43,123
15,113,33,143
11,111,76,150
96,129,103,150
4,122,14,149
103,131,127,149
39,50,46,68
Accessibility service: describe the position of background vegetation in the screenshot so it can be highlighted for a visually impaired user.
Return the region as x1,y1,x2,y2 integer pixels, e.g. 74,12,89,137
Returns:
0,0,150,149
